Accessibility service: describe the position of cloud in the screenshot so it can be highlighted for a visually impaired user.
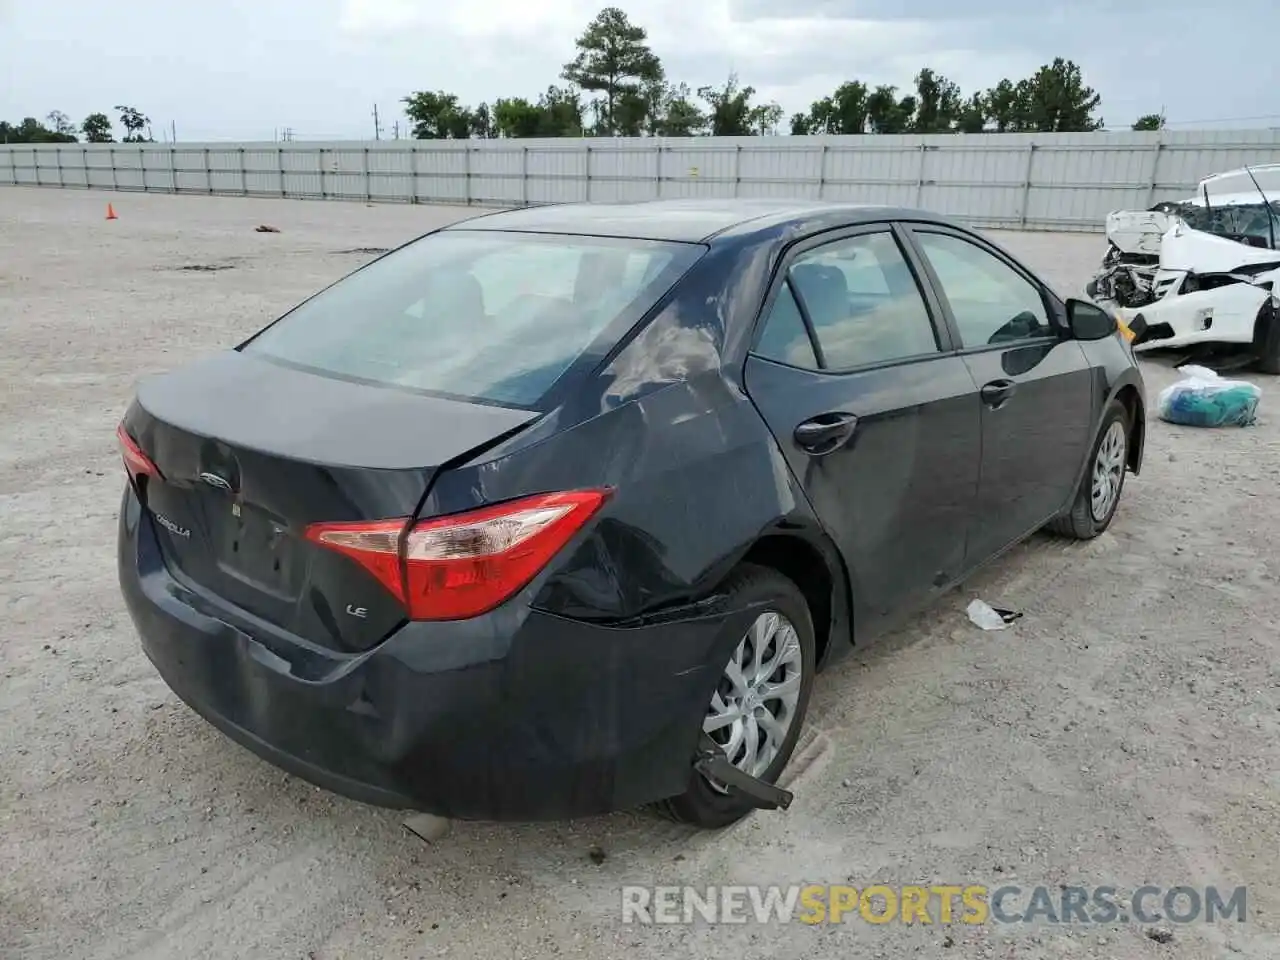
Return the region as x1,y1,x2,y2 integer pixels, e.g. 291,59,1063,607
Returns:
1,0,1277,139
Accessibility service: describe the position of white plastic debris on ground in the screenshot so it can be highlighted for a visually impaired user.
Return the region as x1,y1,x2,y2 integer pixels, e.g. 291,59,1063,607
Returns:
967,599,1015,631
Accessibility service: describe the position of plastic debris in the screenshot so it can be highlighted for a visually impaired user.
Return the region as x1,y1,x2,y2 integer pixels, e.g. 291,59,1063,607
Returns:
1157,365,1261,427
967,599,1022,631
403,813,451,843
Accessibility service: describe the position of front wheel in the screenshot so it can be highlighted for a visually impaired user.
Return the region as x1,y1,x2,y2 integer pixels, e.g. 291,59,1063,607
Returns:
1047,400,1130,540
1253,299,1280,374
657,564,816,829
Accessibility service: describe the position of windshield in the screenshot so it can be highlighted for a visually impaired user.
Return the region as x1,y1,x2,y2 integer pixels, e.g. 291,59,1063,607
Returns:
1174,201,1280,249
243,230,704,408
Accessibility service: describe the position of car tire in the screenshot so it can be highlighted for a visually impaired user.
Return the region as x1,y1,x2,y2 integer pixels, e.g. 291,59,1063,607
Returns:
656,564,816,829
1253,299,1280,374
1047,399,1130,540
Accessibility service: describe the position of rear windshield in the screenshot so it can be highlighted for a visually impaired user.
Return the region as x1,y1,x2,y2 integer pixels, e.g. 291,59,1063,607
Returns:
243,230,704,408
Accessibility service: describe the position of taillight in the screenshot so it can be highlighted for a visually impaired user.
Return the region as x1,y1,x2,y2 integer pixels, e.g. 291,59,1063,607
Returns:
305,489,609,621
117,423,161,482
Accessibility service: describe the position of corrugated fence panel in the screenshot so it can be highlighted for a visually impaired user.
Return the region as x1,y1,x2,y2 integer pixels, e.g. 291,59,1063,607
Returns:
459,145,513,205
5,131,1280,231
283,147,322,198
414,143,470,203
244,148,284,197
84,147,115,189
366,147,413,202
526,145,587,204
112,148,145,191
173,149,209,192
659,143,736,199
54,148,87,188
12,148,38,184
738,143,823,199
140,147,175,191
587,143,657,203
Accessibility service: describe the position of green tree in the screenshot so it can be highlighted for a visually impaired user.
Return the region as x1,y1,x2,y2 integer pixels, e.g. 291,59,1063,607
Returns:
1015,58,1102,132
471,102,494,138
792,81,869,135
911,68,961,133
612,89,651,136
402,91,473,139
561,7,663,135
1132,112,1165,131
46,111,78,139
493,97,543,138
698,73,780,136
538,85,586,136
954,93,987,133
0,116,76,142
492,87,585,137
865,85,915,134
983,79,1024,132
648,82,704,136
114,105,151,142
81,112,114,142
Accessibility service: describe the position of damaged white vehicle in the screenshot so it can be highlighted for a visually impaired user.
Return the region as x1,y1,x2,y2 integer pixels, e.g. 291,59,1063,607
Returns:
1086,164,1280,372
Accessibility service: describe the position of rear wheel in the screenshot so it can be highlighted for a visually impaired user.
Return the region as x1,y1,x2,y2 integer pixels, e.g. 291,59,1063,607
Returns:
1047,399,1130,540
658,565,816,829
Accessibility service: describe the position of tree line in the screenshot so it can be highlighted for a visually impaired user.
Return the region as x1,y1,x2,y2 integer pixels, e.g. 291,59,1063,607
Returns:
403,7,1165,140
1,106,151,144
5,7,1168,145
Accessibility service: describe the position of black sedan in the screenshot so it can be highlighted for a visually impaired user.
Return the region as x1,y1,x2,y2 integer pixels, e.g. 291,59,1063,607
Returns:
117,199,1145,828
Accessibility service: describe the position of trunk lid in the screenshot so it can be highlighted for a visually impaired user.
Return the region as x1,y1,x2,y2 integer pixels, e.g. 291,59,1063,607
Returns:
125,350,538,652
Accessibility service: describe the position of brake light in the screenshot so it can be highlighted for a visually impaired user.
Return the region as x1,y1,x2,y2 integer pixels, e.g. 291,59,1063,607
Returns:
117,423,161,481
304,489,609,621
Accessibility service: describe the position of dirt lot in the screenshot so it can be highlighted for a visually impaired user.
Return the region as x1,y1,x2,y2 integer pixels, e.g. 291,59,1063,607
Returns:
2,188,1278,960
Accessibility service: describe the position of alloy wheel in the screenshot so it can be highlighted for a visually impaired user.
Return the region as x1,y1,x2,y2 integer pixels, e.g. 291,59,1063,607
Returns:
1090,419,1127,522
702,610,804,792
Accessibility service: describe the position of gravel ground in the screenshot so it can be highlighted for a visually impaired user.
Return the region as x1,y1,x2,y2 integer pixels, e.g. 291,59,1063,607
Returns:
2,188,1278,960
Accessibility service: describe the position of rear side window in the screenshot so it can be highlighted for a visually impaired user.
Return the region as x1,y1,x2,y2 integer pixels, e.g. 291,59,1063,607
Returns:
755,282,818,369
243,231,704,408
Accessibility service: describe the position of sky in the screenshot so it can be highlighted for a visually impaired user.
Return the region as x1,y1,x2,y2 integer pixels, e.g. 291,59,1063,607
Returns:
1,0,1278,142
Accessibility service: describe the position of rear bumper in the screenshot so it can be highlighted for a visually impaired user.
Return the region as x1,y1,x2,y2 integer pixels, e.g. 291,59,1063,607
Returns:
117,487,749,821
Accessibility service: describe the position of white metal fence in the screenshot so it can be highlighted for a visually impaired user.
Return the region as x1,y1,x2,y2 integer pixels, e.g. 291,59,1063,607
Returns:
4,130,1280,232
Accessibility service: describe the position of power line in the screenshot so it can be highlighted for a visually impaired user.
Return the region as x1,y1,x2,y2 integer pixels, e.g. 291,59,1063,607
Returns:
1163,113,1280,127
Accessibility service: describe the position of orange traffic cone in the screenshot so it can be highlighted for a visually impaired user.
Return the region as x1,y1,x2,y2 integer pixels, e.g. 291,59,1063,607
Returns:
105,203,118,220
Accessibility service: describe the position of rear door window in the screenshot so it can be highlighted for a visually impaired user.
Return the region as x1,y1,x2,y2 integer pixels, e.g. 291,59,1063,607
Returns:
243,231,704,408
788,231,941,369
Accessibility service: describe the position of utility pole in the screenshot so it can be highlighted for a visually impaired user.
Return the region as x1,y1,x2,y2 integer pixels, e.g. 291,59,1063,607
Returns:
372,104,382,140
392,120,401,140
171,120,177,143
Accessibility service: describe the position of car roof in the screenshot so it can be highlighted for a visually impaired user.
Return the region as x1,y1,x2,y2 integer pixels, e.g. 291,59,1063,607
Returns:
444,199,946,244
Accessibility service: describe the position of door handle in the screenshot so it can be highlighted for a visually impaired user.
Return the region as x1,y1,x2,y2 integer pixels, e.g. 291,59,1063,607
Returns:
794,412,859,454
980,379,1017,408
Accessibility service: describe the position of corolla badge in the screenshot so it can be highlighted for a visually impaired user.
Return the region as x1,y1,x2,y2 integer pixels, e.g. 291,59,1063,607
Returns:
198,471,234,493
153,513,191,538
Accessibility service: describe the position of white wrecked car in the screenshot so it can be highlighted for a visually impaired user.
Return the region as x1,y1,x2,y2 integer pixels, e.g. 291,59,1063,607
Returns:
1086,164,1280,372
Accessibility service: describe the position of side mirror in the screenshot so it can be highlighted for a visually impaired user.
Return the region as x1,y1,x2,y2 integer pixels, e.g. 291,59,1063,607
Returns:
1066,298,1117,341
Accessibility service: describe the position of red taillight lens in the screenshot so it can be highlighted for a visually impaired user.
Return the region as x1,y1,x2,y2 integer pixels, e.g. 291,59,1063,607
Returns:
117,422,161,482
305,489,609,621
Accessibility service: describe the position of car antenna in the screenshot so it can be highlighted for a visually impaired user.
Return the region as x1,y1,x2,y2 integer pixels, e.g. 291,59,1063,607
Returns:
1242,165,1278,251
